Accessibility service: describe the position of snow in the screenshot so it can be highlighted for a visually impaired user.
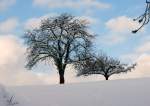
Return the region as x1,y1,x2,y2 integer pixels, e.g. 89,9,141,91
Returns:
0,85,7,106
0,84,18,106
7,78,150,106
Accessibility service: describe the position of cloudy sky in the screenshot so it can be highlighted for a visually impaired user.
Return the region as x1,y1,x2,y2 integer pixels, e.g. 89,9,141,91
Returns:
0,0,150,86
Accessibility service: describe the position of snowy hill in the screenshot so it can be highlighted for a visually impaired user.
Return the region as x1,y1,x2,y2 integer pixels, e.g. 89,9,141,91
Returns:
9,78,150,106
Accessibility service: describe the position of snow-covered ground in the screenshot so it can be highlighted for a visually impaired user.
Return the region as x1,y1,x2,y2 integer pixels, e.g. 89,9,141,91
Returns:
0,85,18,106
6,78,149,106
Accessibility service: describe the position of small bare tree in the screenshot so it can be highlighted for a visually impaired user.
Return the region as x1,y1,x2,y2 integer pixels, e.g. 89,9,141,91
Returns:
75,53,136,80
25,13,94,84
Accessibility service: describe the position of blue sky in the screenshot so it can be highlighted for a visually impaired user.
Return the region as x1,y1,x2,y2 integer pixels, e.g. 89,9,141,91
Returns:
0,0,146,56
0,0,150,85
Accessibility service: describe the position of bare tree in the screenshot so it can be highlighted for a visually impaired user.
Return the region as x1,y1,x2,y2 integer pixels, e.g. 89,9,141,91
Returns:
75,53,136,80
25,13,94,84
132,0,150,33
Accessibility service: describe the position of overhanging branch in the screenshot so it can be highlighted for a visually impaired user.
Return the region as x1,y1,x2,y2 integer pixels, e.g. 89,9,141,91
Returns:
132,0,150,33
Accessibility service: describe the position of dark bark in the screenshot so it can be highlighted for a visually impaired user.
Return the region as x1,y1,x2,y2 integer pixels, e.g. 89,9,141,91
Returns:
59,70,65,84
59,74,65,84
104,75,109,80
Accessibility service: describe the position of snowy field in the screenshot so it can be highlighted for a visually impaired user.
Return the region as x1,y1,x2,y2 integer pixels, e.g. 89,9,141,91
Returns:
0,85,18,106
1,78,150,106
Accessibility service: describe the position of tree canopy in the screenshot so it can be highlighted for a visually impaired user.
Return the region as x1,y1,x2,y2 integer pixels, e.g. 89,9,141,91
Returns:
75,53,136,80
25,13,95,84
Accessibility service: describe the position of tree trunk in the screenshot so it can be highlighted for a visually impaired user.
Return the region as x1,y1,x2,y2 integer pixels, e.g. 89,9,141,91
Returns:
104,75,109,80
59,70,65,84
59,74,65,84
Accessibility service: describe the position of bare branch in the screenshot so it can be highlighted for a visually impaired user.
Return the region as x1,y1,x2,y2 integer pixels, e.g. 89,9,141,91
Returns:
132,0,150,33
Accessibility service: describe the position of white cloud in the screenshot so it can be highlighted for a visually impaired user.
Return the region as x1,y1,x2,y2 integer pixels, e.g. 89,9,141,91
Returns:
133,54,150,78
110,53,150,80
0,18,19,34
0,35,23,65
0,0,16,11
33,0,111,9
106,16,140,33
120,38,150,79
98,16,142,45
24,18,41,30
0,35,47,86
122,39,150,62
136,42,150,53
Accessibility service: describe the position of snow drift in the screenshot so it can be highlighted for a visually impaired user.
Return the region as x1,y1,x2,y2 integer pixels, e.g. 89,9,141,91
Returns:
9,78,150,106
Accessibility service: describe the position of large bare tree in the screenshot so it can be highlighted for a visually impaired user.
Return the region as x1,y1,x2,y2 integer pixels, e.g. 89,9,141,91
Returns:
25,14,94,84
75,53,136,80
